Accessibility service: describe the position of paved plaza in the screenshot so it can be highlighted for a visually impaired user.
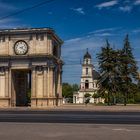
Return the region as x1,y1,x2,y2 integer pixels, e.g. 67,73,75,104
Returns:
0,123,140,140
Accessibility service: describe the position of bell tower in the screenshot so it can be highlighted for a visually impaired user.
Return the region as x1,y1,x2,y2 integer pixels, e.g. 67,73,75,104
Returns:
80,49,94,90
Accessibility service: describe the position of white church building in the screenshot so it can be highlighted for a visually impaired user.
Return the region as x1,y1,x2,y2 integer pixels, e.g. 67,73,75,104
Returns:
73,50,104,104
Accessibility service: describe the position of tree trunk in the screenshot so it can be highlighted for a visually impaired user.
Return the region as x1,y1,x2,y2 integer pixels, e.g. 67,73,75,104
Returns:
108,92,110,106
113,95,116,105
124,92,127,106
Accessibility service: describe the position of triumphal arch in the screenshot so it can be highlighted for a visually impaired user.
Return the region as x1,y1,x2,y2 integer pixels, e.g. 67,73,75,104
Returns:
0,28,63,107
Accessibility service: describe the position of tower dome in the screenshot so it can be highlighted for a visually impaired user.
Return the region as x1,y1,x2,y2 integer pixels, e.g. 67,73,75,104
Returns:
84,49,91,59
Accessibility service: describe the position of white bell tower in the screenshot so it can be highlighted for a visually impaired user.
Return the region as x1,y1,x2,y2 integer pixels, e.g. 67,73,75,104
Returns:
80,49,94,90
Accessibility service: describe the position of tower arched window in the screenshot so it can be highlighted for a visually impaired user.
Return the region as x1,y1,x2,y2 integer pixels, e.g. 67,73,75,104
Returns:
86,68,88,75
86,59,88,64
85,80,89,89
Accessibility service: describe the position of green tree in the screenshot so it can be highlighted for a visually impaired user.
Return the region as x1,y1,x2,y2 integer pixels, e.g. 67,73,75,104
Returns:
62,83,79,103
62,83,73,98
119,35,138,105
84,93,91,98
72,84,79,92
97,40,119,105
84,93,91,105
92,93,100,98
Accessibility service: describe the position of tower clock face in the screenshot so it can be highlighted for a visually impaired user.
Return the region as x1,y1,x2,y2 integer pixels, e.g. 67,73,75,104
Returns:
14,41,28,55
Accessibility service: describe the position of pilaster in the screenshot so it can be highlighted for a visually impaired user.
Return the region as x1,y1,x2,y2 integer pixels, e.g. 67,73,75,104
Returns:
49,66,54,97
5,67,9,97
43,66,48,97
31,66,36,97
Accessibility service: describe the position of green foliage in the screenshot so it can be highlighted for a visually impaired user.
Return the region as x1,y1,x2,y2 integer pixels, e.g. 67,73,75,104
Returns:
85,98,90,104
118,35,138,105
84,93,91,105
97,35,139,106
84,93,91,98
134,92,140,103
62,83,79,98
26,89,31,106
97,40,120,105
92,93,100,98
72,84,79,92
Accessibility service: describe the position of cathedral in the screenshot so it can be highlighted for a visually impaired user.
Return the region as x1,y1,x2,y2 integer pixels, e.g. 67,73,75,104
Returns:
73,50,104,104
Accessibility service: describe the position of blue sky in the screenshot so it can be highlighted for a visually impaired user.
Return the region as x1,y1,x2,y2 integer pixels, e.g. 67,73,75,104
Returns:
0,0,140,84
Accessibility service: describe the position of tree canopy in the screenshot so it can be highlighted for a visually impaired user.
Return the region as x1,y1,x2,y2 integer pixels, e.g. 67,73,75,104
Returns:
97,35,139,105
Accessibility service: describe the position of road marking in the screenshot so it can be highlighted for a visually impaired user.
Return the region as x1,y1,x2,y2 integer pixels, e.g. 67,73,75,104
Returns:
112,128,136,132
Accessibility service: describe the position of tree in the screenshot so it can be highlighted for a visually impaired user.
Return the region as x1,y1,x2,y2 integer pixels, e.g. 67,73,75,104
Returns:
72,84,79,92
62,83,73,98
84,93,91,98
62,83,79,103
119,35,138,105
92,93,100,98
97,40,119,105
84,93,91,105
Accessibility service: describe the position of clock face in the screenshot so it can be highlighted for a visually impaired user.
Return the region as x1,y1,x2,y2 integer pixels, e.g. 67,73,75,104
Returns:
14,41,28,55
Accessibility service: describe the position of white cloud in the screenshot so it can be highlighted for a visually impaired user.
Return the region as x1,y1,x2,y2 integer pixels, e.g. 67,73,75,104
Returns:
89,27,121,34
119,5,132,12
88,27,122,37
94,33,113,37
134,0,140,5
65,38,81,43
71,8,85,15
95,0,118,9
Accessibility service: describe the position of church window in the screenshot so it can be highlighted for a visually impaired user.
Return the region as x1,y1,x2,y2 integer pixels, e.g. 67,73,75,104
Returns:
86,59,88,64
85,80,89,89
86,68,88,75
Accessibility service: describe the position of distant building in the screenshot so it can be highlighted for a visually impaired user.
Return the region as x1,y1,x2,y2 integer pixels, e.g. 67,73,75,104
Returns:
73,50,104,104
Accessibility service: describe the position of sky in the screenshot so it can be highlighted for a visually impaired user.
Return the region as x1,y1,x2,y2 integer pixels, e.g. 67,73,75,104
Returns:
0,0,140,84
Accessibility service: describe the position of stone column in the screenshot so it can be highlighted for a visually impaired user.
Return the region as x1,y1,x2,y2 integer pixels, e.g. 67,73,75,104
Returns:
47,67,50,97
11,71,16,107
53,69,56,97
49,67,54,97
59,72,62,97
43,66,48,97
57,72,60,96
8,69,11,107
31,67,36,97
5,68,9,97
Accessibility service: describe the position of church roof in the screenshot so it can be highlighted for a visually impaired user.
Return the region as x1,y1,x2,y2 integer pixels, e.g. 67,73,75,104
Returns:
84,50,91,59
93,70,100,80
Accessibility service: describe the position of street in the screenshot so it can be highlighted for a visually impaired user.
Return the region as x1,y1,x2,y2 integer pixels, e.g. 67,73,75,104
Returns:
0,109,140,139
0,110,140,124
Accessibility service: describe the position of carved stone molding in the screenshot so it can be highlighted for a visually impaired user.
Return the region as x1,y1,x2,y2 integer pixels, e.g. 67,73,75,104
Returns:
36,66,44,75
0,66,9,75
